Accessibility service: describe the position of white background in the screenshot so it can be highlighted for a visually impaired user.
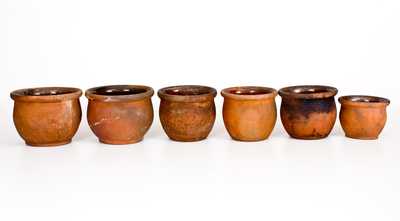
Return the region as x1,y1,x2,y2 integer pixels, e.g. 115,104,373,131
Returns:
1,0,400,220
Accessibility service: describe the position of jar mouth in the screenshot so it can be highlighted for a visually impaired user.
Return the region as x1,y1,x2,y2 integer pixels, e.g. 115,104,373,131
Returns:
86,85,153,102
10,87,82,102
339,95,390,107
278,85,338,99
158,85,217,102
221,86,277,100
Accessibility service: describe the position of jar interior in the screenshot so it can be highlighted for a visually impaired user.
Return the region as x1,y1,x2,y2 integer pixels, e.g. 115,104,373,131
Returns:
165,87,211,96
228,87,274,95
93,86,147,96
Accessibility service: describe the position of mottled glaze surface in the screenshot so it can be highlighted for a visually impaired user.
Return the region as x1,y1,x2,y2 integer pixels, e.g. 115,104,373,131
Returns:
11,87,82,146
158,85,217,142
278,85,338,139
86,85,154,144
221,86,277,141
339,95,390,140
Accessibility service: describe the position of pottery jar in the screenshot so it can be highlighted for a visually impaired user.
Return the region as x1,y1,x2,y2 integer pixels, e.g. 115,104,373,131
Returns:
158,85,217,142
278,85,338,139
10,87,82,146
85,85,154,145
339,95,390,140
221,86,277,141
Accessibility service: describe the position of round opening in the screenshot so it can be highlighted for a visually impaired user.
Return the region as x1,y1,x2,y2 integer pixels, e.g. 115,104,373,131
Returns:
93,86,148,96
228,87,274,95
339,95,390,106
292,88,330,95
23,88,78,96
10,87,82,102
85,85,154,102
164,87,211,96
278,85,338,99
158,85,217,102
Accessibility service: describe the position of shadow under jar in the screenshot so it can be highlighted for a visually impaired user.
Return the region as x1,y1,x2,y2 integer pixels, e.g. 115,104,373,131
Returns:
10,87,82,147
339,95,390,140
85,85,154,145
221,86,277,141
158,85,217,142
278,85,338,139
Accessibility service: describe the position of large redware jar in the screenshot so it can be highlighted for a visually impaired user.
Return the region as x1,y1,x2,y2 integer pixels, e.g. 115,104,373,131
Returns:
11,87,82,147
86,85,154,145
158,85,217,142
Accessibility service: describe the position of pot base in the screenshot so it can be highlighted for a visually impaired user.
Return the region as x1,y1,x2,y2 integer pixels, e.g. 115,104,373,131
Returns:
231,137,269,142
168,136,208,142
99,138,143,145
345,135,378,140
26,140,71,147
289,135,329,140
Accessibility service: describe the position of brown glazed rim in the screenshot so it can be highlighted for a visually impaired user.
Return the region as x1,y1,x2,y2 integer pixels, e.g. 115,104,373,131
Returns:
85,85,154,102
278,85,338,99
221,86,277,101
158,85,217,103
339,95,390,107
10,87,82,102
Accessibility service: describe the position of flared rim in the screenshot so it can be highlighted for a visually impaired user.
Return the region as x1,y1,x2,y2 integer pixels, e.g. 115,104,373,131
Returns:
221,86,277,101
11,87,82,102
339,95,390,107
158,85,217,103
278,85,338,99
85,85,154,102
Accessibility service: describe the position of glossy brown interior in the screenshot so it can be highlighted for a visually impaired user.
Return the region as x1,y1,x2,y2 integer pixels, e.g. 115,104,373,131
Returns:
228,87,275,95
92,86,148,96
340,96,390,105
18,88,78,96
292,88,330,94
164,87,212,96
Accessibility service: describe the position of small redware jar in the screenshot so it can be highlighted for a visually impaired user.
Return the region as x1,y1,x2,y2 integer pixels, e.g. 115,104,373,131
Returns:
339,95,390,140
158,85,217,142
278,85,338,139
85,85,154,145
221,86,277,141
10,87,82,147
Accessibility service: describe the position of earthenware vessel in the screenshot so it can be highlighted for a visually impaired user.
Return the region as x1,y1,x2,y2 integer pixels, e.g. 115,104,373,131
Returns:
158,85,217,142
85,85,154,145
339,95,390,140
278,85,338,139
221,86,277,141
10,87,82,146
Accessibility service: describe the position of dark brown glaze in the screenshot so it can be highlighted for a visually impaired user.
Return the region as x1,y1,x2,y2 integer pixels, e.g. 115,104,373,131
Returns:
339,95,390,140
278,85,338,139
221,86,277,141
85,85,154,145
10,87,82,146
158,85,217,142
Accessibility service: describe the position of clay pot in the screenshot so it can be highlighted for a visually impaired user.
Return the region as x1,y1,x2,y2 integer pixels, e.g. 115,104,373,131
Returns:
339,95,390,140
278,85,338,139
10,87,82,146
158,85,217,142
221,86,277,141
85,85,154,145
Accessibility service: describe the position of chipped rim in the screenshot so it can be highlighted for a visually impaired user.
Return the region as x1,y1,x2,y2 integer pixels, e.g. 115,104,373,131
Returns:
158,85,217,103
85,85,154,102
10,87,82,103
278,85,338,99
221,86,277,101
339,95,390,107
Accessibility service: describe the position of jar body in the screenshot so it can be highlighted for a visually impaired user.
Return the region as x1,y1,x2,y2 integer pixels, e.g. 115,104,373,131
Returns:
13,99,82,146
223,98,277,141
159,99,216,141
280,97,337,139
87,99,154,144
